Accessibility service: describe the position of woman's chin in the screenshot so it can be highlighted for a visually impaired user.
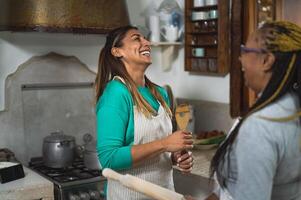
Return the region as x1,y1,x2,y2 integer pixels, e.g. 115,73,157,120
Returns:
144,59,152,65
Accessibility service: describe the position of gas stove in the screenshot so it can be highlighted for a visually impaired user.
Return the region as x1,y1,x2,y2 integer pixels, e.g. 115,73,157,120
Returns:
29,157,106,200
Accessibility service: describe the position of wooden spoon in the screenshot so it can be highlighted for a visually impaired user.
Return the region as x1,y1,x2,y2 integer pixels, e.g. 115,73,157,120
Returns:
175,104,193,158
175,104,191,131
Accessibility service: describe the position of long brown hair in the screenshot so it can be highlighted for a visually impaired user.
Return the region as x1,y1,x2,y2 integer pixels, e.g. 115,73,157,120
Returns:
210,21,301,188
95,25,172,118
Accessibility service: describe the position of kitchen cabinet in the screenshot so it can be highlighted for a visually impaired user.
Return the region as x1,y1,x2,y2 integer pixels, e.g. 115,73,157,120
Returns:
184,0,230,76
230,0,283,117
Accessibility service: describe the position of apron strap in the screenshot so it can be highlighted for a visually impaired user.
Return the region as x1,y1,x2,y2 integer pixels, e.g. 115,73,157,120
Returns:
113,75,126,85
112,75,132,90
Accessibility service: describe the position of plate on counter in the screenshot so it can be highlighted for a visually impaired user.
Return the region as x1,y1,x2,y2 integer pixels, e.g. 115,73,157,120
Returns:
192,130,226,151
193,134,226,145
194,143,218,150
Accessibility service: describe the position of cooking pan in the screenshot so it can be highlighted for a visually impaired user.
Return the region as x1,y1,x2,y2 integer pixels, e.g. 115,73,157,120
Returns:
43,131,75,168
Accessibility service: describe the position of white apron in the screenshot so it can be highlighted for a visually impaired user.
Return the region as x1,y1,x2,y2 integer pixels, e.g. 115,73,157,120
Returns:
107,87,174,199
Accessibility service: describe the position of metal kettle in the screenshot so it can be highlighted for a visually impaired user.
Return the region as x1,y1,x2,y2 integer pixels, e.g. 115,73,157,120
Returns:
42,131,75,168
82,133,102,170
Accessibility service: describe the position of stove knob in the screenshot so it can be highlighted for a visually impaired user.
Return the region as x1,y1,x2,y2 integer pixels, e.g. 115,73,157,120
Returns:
79,192,90,200
69,193,80,200
89,190,101,200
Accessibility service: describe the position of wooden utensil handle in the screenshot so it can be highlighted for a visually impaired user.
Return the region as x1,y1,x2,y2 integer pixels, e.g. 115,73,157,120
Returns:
102,168,122,181
102,168,185,200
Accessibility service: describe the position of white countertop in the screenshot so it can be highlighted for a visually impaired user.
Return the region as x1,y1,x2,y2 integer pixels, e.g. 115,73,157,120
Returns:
173,149,216,200
173,148,216,178
191,148,216,178
0,165,54,200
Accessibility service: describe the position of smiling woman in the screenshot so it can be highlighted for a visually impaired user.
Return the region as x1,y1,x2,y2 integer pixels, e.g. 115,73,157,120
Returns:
209,21,301,200
110,29,152,72
94,25,194,200
238,31,275,94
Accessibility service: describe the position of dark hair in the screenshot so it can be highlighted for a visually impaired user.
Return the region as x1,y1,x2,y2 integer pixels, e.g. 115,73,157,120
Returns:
95,25,172,118
95,25,138,101
210,21,301,188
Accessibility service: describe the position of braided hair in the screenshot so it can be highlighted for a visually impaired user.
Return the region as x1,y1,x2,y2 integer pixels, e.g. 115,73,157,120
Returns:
210,21,301,188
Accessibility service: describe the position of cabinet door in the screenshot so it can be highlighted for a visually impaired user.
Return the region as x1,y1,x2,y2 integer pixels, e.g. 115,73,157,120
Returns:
184,0,230,76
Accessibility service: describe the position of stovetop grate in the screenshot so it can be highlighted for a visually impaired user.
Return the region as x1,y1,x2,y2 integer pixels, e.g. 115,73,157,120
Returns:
29,157,102,183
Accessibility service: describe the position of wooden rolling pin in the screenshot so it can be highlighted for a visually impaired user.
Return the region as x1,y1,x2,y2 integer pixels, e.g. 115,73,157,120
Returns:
102,168,185,200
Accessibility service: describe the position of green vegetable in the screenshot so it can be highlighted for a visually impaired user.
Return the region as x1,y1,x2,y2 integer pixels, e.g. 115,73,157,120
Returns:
193,134,226,145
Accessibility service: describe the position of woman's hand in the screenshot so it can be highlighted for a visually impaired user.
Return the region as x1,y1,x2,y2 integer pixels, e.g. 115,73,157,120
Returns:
161,130,193,152
185,195,197,200
172,150,193,173
131,131,192,166
205,193,219,200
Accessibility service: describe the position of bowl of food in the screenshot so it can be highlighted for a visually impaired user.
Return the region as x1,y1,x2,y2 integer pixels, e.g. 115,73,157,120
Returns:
193,130,226,150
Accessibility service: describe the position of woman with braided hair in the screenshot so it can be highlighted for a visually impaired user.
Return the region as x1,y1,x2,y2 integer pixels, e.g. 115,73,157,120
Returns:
95,25,194,199
203,21,301,200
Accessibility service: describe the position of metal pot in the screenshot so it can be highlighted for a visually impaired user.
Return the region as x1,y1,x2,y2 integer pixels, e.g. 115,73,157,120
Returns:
84,140,101,170
43,131,75,168
81,133,101,170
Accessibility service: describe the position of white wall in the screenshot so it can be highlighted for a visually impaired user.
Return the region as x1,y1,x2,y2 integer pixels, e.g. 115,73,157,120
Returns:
0,0,229,111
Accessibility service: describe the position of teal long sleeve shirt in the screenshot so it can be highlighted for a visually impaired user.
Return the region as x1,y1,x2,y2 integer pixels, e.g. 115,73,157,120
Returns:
96,80,170,171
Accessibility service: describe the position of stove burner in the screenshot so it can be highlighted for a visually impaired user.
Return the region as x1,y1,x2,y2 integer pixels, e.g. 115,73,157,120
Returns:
72,169,82,174
54,176,79,182
29,157,102,184
77,172,94,179
67,176,79,181
28,157,106,200
48,172,63,177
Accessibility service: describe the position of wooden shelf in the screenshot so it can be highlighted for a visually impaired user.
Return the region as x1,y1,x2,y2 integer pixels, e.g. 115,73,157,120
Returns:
188,56,217,59
151,42,182,46
189,44,217,47
151,42,183,71
190,18,218,23
185,68,228,77
184,0,230,76
190,5,218,11
187,31,218,35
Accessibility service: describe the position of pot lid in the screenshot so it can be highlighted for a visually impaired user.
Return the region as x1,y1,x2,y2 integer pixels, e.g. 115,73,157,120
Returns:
85,140,97,152
44,131,75,143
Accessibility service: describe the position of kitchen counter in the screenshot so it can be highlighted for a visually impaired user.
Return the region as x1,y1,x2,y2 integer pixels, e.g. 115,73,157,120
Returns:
191,148,216,178
173,148,216,178
173,149,216,199
0,166,54,200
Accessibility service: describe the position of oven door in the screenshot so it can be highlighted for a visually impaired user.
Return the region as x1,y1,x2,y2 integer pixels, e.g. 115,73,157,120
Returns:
55,180,106,200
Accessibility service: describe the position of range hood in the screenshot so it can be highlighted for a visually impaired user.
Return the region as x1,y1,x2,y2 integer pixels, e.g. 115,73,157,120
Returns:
0,0,130,34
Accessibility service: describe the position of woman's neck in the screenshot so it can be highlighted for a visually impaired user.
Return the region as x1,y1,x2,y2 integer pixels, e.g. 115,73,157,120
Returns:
127,68,145,86
131,72,145,86
124,63,147,87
